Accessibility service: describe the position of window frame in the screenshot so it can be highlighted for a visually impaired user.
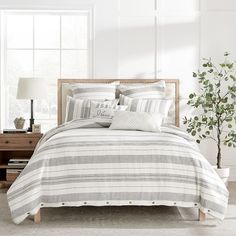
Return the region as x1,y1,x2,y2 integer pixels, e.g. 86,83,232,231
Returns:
0,9,94,130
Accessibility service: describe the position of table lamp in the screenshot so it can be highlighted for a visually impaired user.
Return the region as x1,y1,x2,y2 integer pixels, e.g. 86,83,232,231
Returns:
16,78,48,132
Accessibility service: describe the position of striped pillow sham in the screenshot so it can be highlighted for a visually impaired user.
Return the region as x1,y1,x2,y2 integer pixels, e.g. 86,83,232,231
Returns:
70,82,118,100
119,94,172,118
65,96,118,122
118,80,165,99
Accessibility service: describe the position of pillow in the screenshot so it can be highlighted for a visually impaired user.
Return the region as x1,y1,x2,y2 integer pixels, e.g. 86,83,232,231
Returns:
109,111,163,132
64,96,118,122
119,94,172,118
70,82,118,100
90,102,127,126
90,101,128,120
118,80,165,99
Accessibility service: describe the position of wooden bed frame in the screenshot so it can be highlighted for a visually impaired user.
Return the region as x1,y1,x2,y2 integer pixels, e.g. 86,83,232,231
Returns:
33,78,206,223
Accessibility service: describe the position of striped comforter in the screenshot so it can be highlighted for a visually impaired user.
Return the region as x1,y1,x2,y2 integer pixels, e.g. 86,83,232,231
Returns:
7,119,228,224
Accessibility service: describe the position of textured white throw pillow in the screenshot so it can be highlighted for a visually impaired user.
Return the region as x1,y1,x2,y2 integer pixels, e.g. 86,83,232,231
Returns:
109,111,163,132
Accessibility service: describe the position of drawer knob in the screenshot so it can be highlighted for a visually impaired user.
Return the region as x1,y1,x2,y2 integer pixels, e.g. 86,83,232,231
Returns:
5,140,9,144
29,140,33,144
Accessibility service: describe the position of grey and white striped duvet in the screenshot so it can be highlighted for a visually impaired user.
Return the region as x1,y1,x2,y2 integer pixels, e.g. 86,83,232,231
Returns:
7,119,228,224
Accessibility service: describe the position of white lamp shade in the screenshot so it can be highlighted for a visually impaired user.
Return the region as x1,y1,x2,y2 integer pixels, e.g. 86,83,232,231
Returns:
17,78,48,100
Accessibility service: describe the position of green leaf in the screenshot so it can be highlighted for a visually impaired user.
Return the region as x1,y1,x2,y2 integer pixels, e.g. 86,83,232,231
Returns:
189,94,195,99
208,69,213,73
222,97,228,103
226,117,233,122
224,52,229,56
227,63,234,69
207,63,212,67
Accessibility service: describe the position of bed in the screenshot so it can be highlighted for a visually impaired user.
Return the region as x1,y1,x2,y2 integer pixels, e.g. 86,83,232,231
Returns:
7,79,228,224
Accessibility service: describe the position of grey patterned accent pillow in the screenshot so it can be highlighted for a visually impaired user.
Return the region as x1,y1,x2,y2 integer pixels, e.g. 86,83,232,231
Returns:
90,101,127,119
119,94,172,118
64,96,118,122
118,80,165,99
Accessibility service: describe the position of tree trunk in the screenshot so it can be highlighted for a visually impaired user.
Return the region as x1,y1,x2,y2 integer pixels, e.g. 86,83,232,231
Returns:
216,119,222,169
217,139,221,169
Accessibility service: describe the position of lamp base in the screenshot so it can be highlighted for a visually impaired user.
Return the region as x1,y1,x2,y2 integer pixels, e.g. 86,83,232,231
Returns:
28,118,34,132
27,127,32,132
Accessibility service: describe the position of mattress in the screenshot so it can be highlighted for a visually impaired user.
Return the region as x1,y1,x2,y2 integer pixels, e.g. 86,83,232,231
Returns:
7,119,229,224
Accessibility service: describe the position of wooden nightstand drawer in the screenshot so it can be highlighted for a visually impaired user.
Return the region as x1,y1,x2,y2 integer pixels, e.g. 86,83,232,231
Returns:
0,133,43,150
0,137,40,150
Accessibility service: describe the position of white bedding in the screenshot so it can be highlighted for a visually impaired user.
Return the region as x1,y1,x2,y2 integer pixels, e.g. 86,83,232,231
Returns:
7,119,228,224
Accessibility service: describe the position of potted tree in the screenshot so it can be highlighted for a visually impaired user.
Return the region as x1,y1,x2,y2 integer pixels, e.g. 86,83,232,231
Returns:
184,52,236,184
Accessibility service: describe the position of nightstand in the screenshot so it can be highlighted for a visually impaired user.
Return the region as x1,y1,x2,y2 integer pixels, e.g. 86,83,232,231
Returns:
0,133,43,188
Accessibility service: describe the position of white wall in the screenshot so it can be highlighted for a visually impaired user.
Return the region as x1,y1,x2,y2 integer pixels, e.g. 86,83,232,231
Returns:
0,0,235,179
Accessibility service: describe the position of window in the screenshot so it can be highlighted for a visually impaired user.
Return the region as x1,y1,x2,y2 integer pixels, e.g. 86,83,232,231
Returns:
0,10,92,131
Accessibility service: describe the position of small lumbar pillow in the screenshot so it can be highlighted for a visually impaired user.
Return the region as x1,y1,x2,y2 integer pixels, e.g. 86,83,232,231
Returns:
109,111,163,132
